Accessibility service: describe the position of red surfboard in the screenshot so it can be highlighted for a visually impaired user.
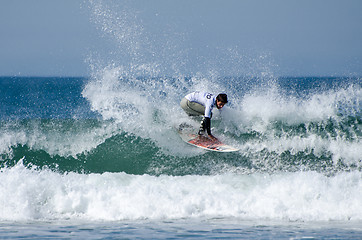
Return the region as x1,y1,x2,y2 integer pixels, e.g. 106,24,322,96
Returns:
178,131,239,152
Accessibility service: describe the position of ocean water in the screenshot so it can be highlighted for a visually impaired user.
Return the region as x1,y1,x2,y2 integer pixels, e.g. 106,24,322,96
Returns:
0,75,361,239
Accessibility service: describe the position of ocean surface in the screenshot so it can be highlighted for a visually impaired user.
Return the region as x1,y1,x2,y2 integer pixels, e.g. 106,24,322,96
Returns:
0,75,361,239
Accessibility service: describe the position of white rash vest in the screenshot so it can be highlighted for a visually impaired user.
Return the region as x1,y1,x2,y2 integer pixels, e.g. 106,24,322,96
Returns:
185,91,216,118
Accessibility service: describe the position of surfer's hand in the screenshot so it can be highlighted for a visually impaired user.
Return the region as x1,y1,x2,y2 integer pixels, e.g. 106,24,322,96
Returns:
208,134,218,141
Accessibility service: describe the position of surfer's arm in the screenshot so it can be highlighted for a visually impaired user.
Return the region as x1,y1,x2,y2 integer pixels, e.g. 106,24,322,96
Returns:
198,116,211,135
204,117,211,135
201,117,213,136
203,117,220,141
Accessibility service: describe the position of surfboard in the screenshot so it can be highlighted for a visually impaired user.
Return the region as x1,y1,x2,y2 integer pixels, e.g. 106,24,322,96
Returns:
178,124,239,152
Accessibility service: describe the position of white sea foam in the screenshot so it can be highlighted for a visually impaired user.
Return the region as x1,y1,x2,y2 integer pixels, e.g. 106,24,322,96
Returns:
236,84,361,127
0,162,360,222
0,120,116,158
219,84,362,166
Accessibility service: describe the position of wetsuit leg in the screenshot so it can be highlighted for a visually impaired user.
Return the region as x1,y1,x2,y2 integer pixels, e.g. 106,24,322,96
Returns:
180,98,205,116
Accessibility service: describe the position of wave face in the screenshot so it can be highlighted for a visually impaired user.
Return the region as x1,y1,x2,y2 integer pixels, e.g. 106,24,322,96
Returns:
1,76,361,175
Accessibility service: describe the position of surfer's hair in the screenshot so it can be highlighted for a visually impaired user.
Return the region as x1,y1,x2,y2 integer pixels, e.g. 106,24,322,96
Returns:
217,93,228,103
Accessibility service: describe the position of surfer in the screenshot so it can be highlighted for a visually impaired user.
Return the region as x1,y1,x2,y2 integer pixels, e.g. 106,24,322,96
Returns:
180,91,228,139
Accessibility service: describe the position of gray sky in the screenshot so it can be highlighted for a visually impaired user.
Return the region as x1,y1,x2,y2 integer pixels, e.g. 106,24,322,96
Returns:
1,0,361,77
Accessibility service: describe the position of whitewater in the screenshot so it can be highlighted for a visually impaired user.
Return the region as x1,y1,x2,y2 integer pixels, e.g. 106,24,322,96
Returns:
1,161,361,222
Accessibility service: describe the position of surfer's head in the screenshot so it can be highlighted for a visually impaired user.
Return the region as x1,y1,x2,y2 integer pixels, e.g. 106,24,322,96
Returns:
216,93,228,109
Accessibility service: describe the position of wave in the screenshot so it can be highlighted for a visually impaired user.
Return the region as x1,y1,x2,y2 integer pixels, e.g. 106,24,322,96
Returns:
0,162,360,222
1,96,360,176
